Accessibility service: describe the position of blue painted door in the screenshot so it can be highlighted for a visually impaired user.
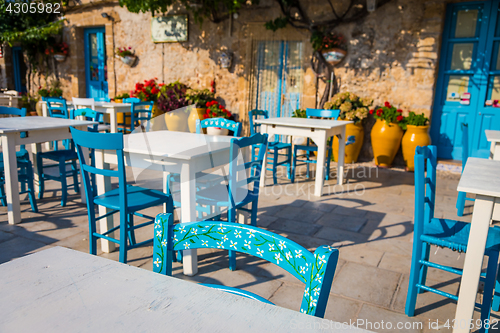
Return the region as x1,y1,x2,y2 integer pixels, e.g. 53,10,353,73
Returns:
84,28,108,101
11,47,27,93
253,41,303,118
432,1,500,159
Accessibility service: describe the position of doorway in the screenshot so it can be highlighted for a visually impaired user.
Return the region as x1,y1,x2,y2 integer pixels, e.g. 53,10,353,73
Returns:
12,47,27,93
84,27,108,101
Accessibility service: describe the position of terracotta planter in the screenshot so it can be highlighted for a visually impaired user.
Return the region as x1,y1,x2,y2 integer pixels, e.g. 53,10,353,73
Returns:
370,119,404,167
332,122,364,164
206,127,228,136
402,125,431,171
321,48,347,66
188,107,206,133
164,109,188,132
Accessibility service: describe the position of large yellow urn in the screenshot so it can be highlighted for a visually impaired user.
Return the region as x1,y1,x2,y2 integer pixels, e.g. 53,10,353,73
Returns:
332,122,364,164
370,119,404,167
164,108,189,132
188,108,206,133
402,125,431,171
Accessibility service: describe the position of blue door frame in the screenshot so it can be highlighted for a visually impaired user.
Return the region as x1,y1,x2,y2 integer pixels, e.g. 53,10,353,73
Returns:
84,27,108,101
11,47,27,93
431,1,500,159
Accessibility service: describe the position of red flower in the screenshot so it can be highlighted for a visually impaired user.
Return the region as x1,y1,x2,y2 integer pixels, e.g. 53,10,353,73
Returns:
151,87,159,95
397,115,404,122
384,101,391,107
369,109,374,114
206,102,210,107
218,105,224,109
203,114,209,119
376,109,383,117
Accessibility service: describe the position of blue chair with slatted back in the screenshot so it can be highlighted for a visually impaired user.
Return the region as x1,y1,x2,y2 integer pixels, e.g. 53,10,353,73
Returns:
130,101,154,132
196,117,242,136
194,133,268,270
153,213,339,317
70,127,174,264
291,108,340,183
456,123,475,217
44,97,71,149
249,109,292,184
405,145,500,327
118,97,141,132
0,107,38,212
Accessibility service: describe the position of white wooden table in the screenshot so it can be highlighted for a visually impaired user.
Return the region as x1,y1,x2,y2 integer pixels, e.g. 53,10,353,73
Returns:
97,131,233,276
485,130,500,160
255,117,351,197
42,101,131,133
0,247,368,333
0,117,96,224
453,158,500,333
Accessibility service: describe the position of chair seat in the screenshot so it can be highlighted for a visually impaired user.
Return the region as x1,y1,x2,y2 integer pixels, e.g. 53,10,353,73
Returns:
40,149,78,161
421,218,500,253
269,141,291,150
200,283,275,305
94,184,170,212
195,184,257,208
0,148,29,163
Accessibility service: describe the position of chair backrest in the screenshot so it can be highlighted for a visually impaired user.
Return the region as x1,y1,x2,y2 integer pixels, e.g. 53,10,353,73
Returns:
248,109,269,135
123,97,141,103
196,117,242,137
414,145,437,228
70,108,104,132
72,97,95,110
130,101,154,132
306,108,340,119
43,97,69,119
461,123,469,172
70,127,127,213
0,107,27,150
153,213,339,318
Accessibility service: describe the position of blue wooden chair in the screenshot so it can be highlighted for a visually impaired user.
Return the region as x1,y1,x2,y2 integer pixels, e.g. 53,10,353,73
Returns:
44,97,71,149
249,109,291,185
70,127,174,264
405,145,500,328
194,133,268,270
456,123,475,217
196,117,242,136
153,213,339,317
0,107,38,212
291,108,340,183
118,97,141,132
130,101,154,132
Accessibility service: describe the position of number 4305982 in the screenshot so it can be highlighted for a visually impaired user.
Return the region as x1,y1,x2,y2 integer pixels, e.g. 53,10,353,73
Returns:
6,2,61,14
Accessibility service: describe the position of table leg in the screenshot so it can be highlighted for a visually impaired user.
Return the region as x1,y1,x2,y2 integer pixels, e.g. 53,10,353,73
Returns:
453,195,495,333
180,163,198,276
94,149,115,253
2,133,21,224
259,124,268,188
314,131,328,197
491,142,500,161
32,143,41,196
337,126,346,185
79,146,89,205
109,110,117,133
41,102,52,150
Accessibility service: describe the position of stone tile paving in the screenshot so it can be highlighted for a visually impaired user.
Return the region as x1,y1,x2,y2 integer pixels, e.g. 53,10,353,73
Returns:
1,162,494,332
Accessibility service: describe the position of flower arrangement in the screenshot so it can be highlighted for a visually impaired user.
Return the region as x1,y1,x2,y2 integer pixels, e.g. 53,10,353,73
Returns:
370,101,405,128
324,92,373,124
292,109,307,118
130,78,160,102
204,101,231,119
156,81,189,113
38,81,63,98
186,88,215,108
45,42,69,56
116,46,134,58
311,31,347,52
402,111,429,130
114,93,130,100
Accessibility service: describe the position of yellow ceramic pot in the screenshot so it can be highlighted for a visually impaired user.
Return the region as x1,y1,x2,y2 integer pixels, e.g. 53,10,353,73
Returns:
332,122,364,164
402,125,431,171
188,107,206,133
370,119,404,167
164,108,188,132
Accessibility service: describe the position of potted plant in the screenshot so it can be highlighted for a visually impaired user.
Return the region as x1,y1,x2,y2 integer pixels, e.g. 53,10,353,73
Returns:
203,101,232,135
113,93,130,104
186,88,215,133
46,42,69,62
116,47,136,66
311,31,347,66
370,102,405,167
401,111,431,171
37,81,63,116
112,93,131,125
325,92,373,163
156,81,189,132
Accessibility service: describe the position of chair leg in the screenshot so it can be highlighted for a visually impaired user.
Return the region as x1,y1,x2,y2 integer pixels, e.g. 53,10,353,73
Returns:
228,207,237,271
492,260,500,312
480,251,499,333
250,200,258,227
306,151,310,179
286,147,292,180
25,162,38,213
0,181,6,206
59,158,68,207
127,214,136,246
72,160,80,194
119,212,128,264
291,148,297,183
405,239,424,317
325,144,332,181
272,148,278,185
456,191,467,217
37,154,45,200
418,243,430,294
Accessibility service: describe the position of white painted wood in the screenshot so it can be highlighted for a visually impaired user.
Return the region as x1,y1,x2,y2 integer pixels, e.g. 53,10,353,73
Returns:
1,133,20,224
255,118,351,196
0,247,369,333
180,162,198,276
314,130,328,197
453,195,496,333
259,123,269,188
457,158,500,197
31,143,42,198
486,130,500,160
93,149,115,253
0,116,95,133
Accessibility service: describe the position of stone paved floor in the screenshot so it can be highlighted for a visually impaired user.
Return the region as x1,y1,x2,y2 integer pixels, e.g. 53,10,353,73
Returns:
0,161,494,333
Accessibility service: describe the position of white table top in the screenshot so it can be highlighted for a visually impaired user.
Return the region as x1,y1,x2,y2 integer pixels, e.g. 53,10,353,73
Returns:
0,116,96,134
124,131,233,160
0,247,367,332
457,157,500,197
485,130,500,143
254,117,353,129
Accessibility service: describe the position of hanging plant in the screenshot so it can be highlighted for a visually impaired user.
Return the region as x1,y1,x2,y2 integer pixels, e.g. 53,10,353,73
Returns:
311,31,347,66
46,42,68,62
116,46,136,66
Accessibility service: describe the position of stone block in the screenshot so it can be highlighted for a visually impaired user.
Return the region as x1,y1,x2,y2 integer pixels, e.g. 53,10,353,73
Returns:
356,304,425,333
268,218,322,237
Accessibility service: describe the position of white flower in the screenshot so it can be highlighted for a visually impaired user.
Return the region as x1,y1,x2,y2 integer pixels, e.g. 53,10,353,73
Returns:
304,287,309,295
300,309,305,313
268,244,275,251
315,276,323,283
295,250,303,258
234,230,241,238
274,253,283,264
154,220,161,228
313,287,320,296
156,230,162,237
179,226,186,234
278,240,286,250
161,239,167,247
192,229,198,235
256,249,264,256
202,240,208,246
247,230,255,238
326,245,334,252
244,240,251,249
217,242,223,248
317,255,326,265
310,298,317,307
230,240,237,249
154,258,161,267
300,266,307,274
218,223,226,232
184,242,190,249
173,235,178,242
285,251,292,260
222,235,228,242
